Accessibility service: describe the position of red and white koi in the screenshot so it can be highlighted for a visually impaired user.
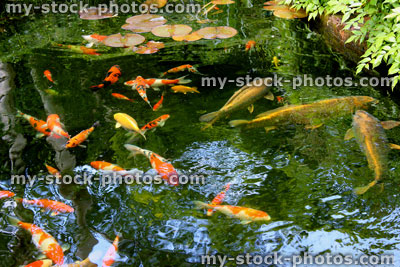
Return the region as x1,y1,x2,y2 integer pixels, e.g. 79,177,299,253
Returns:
124,144,179,186
101,234,120,267
8,217,65,265
16,198,74,215
24,259,53,267
144,76,191,90
0,190,15,199
82,34,107,48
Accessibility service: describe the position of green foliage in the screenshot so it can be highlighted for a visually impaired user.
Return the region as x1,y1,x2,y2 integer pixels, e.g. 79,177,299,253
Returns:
282,0,400,89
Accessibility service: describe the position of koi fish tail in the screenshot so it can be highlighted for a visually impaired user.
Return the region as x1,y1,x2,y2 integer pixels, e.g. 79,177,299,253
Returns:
207,209,215,216
229,120,249,128
90,84,104,91
124,144,144,158
139,130,147,140
92,121,100,128
193,201,211,209
15,110,24,117
199,111,218,122
354,180,377,195
126,132,139,143
177,75,192,85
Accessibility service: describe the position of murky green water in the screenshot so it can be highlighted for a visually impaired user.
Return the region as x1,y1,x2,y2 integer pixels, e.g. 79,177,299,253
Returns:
1,5,400,267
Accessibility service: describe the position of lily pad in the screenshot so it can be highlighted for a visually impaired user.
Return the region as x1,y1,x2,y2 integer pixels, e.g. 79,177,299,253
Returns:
151,25,193,38
103,33,145,47
172,31,203,42
79,7,116,20
121,24,154,33
125,14,167,26
197,26,237,39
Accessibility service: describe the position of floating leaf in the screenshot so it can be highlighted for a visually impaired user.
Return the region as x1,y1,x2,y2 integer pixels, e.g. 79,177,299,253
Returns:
273,9,307,19
103,33,145,47
79,7,117,20
211,0,235,4
197,26,237,39
125,14,167,26
172,31,203,42
151,25,192,37
121,24,153,33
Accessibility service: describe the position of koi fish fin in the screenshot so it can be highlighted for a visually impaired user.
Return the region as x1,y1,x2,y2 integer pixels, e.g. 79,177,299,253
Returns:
6,215,20,226
139,130,146,140
199,111,219,122
381,120,400,130
229,120,249,128
115,123,122,128
193,87,200,93
354,180,377,195
50,212,59,216
152,87,161,91
78,145,87,148
247,104,254,114
177,75,192,85
389,143,400,150
86,42,94,48
264,91,274,101
264,126,276,133
240,220,252,225
35,133,45,138
305,123,323,130
92,121,100,128
124,144,144,158
37,254,47,260
344,128,355,140
193,201,210,209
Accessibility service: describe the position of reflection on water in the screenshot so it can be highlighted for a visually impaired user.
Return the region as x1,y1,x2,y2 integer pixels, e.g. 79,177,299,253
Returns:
1,8,400,267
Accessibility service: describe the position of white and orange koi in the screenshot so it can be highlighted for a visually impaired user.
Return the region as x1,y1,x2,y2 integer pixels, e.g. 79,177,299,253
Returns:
124,144,179,186
144,76,191,90
194,201,271,224
65,122,99,148
46,114,70,139
101,234,120,267
124,76,152,108
16,198,74,215
207,183,231,216
91,161,126,172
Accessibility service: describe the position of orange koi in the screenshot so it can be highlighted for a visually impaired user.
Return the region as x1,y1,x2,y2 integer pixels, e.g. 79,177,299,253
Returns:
43,70,54,83
152,93,164,111
124,144,179,186
101,235,120,267
161,64,201,76
24,259,53,267
65,122,99,148
45,164,61,179
46,114,70,139
16,198,74,215
124,76,152,108
207,183,231,216
194,201,271,224
91,161,126,172
91,65,121,90
9,217,65,265
17,111,51,137
245,40,256,51
111,93,134,102
0,190,15,199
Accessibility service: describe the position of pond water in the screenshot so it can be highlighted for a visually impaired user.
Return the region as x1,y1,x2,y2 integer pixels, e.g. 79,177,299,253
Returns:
1,4,400,267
